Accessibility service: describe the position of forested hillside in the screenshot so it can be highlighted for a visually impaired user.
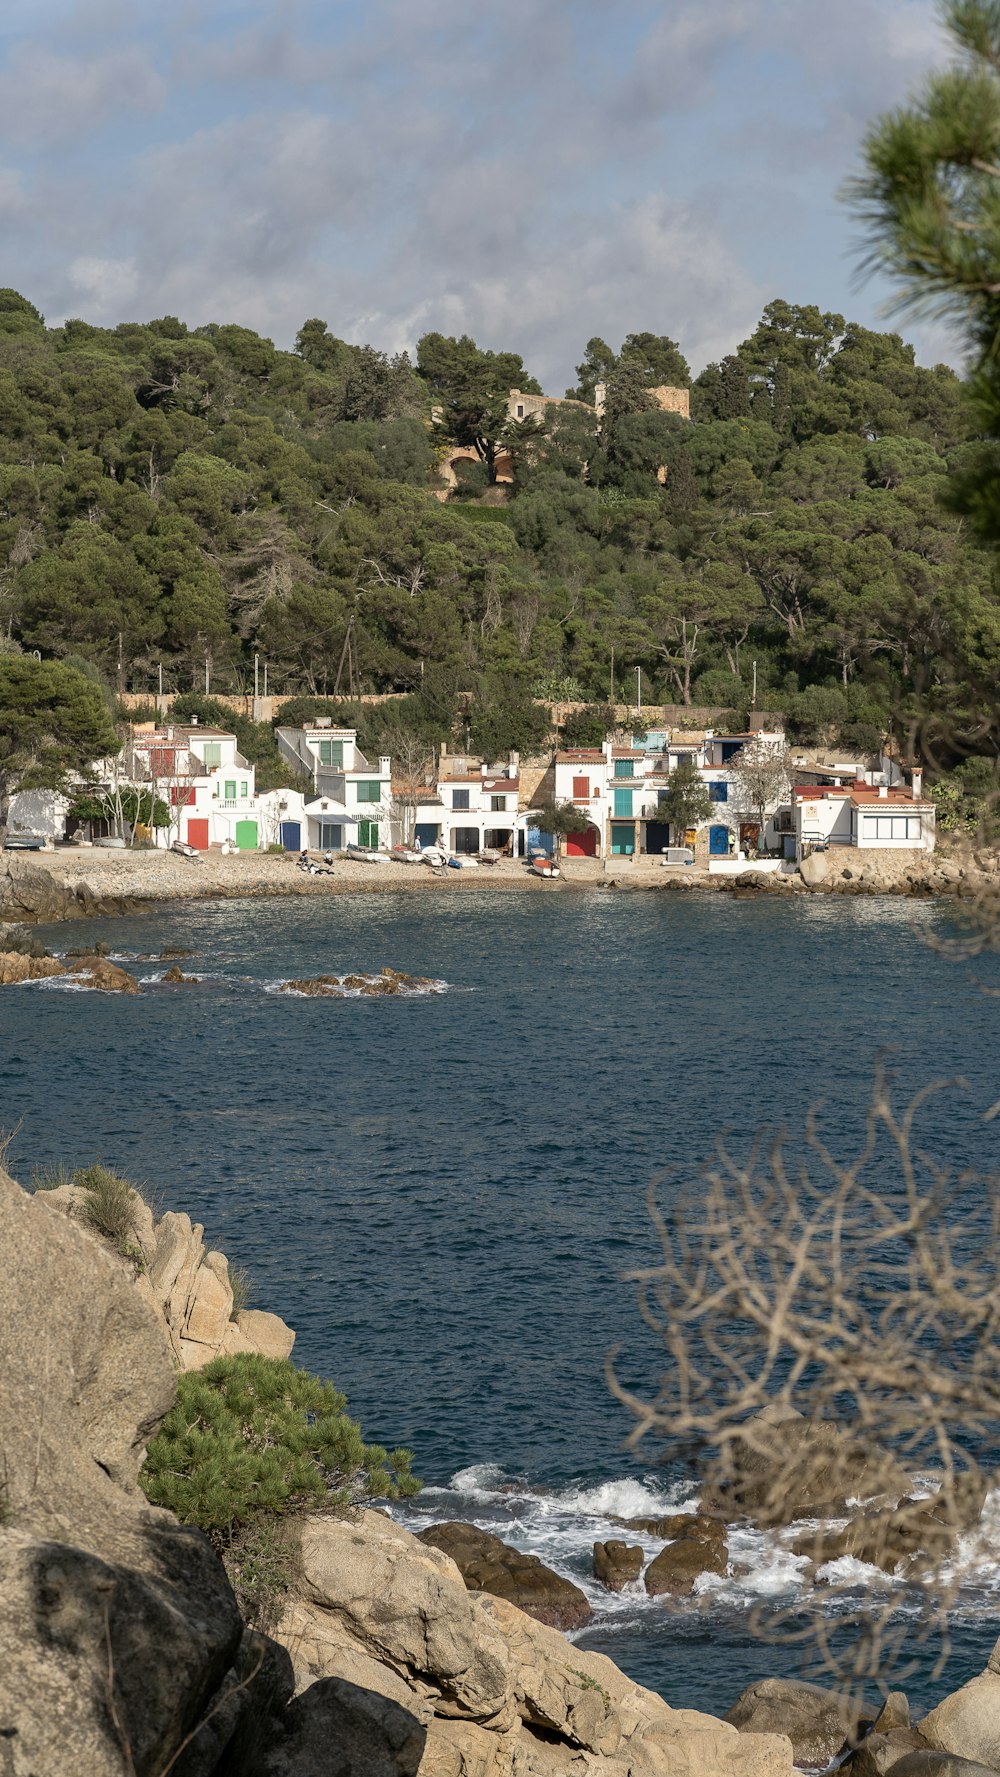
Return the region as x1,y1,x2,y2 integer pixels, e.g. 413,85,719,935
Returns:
0,285,996,772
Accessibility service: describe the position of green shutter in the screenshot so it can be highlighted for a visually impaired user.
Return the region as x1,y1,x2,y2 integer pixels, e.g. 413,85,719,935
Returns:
614,759,635,778
613,788,633,817
319,739,344,767
224,780,236,800
203,743,222,767
357,780,381,803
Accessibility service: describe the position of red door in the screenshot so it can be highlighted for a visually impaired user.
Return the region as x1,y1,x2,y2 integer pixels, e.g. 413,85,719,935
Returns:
566,827,598,857
187,818,210,850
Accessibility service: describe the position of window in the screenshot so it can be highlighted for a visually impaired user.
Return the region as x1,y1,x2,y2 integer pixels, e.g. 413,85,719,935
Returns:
614,759,634,778
356,780,381,803
490,795,506,812
452,788,470,810
240,781,248,798
170,785,194,807
358,819,379,848
202,742,222,768
613,787,633,818
709,781,728,803
319,822,342,850
516,403,524,418
873,814,923,841
224,780,236,800
572,776,589,799
318,738,343,767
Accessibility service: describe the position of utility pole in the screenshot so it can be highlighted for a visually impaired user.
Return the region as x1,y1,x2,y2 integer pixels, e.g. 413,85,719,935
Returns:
205,655,210,694
158,662,163,697
610,647,615,706
117,632,124,696
636,667,641,715
254,654,260,699
263,661,268,698
752,659,757,710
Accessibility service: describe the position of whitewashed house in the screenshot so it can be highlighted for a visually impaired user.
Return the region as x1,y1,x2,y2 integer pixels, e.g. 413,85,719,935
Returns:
412,760,520,855
275,722,392,851
793,773,935,858
127,724,260,850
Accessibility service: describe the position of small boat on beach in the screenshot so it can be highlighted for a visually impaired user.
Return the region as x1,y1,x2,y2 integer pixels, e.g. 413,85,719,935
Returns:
529,855,560,880
421,846,447,869
346,844,389,864
390,846,423,864
447,855,479,869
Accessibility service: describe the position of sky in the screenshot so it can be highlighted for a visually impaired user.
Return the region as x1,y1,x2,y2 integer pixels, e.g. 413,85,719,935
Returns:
0,0,960,390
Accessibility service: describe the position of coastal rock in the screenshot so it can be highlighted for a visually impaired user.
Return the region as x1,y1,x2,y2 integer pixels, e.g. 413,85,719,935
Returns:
725,1678,875,1768
700,1404,909,1526
280,1510,794,1777
281,965,434,997
920,1639,1000,1772
162,962,198,983
794,1478,986,1576
618,1512,726,1547
246,1676,426,1777
849,1729,933,1776
67,954,140,993
0,949,66,984
594,1538,644,1591
0,858,131,924
644,1530,727,1597
0,1162,247,1775
418,1519,592,1630
236,1308,296,1361
183,1251,234,1348
889,1757,1000,1777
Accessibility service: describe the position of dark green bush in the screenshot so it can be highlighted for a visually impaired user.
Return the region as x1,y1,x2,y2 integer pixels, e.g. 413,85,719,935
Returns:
75,1164,142,1256
140,1354,419,1537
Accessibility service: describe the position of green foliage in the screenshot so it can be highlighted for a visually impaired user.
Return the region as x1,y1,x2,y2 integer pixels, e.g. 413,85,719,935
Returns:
469,682,551,758
649,757,714,833
229,1263,253,1318
559,704,618,748
140,1354,419,1537
74,1164,143,1259
532,799,592,837
30,1162,73,1192
0,656,120,824
930,756,999,833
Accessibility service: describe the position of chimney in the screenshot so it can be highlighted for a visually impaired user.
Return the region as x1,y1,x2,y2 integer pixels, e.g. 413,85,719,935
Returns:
603,738,614,766
379,756,390,777
878,783,888,799
509,749,519,780
912,768,923,799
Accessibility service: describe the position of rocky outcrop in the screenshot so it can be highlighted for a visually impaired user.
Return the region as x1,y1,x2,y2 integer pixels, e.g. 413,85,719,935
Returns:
418,1520,592,1630
644,1521,727,1597
280,966,435,997
0,950,141,991
794,1477,987,1578
279,1511,794,1777
36,1185,295,1373
0,1162,293,1775
0,949,66,983
593,1539,644,1591
0,858,134,924
726,1678,875,1768
701,1404,909,1526
67,954,140,992
920,1637,1000,1771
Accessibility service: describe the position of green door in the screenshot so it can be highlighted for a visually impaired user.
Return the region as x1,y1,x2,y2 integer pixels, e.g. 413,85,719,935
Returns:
235,820,258,851
613,787,634,817
358,819,379,849
611,822,635,856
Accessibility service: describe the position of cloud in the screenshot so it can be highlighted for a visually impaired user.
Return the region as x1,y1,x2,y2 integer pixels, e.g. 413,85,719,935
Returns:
67,254,138,311
0,43,165,147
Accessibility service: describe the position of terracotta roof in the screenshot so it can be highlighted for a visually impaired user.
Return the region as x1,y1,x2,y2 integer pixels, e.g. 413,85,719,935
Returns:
556,749,604,763
793,784,932,808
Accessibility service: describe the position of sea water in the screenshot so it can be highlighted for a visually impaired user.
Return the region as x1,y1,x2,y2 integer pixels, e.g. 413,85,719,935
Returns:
3,887,999,1715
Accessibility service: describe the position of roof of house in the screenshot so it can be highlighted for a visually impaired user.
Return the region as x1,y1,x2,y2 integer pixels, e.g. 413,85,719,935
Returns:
793,783,932,809
556,750,604,763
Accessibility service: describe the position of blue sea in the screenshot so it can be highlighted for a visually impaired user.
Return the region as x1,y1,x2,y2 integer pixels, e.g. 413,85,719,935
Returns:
3,887,999,1717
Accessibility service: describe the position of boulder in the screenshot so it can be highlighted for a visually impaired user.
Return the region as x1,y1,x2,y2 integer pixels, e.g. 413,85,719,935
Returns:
618,1512,726,1548
67,955,140,994
644,1532,727,1597
795,1478,986,1576
244,1676,426,1777
725,1678,875,1768
891,1757,1000,1777
279,1510,794,1777
849,1729,934,1777
236,1308,296,1361
701,1404,909,1526
921,1661,1000,1771
0,1164,247,1774
594,1539,644,1591
162,963,198,983
0,949,66,984
799,850,831,886
184,1255,235,1348
418,1520,592,1630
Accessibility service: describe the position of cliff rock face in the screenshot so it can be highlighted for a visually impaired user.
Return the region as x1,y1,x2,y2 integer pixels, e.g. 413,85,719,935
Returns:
36,1185,295,1371
0,1163,278,1776
277,1512,794,1777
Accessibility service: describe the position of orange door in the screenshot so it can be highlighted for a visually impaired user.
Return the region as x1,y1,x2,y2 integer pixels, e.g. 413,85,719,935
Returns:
187,818,210,850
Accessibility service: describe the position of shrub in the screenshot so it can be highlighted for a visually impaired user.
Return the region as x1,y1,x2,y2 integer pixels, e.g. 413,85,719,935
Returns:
140,1354,419,1539
229,1263,253,1318
30,1161,74,1192
74,1164,141,1256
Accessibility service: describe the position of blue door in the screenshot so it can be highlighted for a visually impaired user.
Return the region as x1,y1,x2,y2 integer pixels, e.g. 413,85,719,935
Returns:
709,824,730,856
280,821,301,851
415,823,438,848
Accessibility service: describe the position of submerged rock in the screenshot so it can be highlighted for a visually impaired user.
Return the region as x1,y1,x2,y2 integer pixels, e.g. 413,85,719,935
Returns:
161,963,198,984
644,1528,727,1597
417,1520,592,1630
281,966,434,997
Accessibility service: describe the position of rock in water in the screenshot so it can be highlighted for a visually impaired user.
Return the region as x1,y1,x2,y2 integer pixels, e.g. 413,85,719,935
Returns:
726,1678,875,1768
920,1637,1000,1772
67,955,140,993
0,950,66,985
644,1530,727,1597
418,1520,592,1630
594,1539,644,1591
